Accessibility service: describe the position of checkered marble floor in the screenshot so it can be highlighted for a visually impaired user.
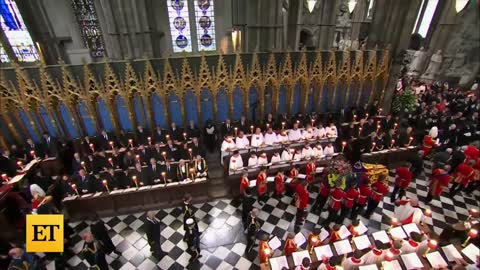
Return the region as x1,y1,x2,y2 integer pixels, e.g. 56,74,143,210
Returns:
50,172,480,270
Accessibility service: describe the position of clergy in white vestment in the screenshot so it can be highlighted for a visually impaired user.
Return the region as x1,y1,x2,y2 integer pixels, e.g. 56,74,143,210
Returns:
264,128,278,145
323,143,335,155
394,197,426,225
270,152,282,163
235,131,250,149
250,128,264,147
248,152,258,167
301,144,314,159
277,131,289,143
229,150,244,171
258,153,268,165
326,123,338,137
281,148,293,161
313,144,323,157
288,123,302,141
221,136,236,165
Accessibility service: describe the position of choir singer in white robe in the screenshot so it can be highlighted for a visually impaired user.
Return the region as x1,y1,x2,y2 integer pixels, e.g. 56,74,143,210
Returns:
229,150,243,171
235,131,250,149
258,153,268,165
288,123,302,141
264,128,278,145
326,123,338,137
323,143,335,155
250,128,264,147
221,136,236,165
281,148,293,161
248,152,258,167
271,152,282,163
301,144,314,159
313,144,324,157
277,131,289,143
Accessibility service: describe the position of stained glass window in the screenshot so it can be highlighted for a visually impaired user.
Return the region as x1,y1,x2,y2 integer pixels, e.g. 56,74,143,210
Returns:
0,44,9,62
412,0,439,38
194,0,216,51
0,0,39,62
71,0,106,58
167,0,193,53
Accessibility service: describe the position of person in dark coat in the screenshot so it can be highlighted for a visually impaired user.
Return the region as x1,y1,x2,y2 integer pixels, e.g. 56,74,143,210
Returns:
144,211,164,256
204,120,217,153
187,120,201,139
182,194,198,234
74,169,94,194
185,218,202,262
82,233,108,270
91,216,121,255
245,208,260,253
242,188,256,229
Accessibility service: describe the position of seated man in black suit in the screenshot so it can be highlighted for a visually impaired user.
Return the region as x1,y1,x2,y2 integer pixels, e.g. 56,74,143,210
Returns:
74,169,94,194
100,168,120,191
41,132,59,158
187,120,201,139
152,126,166,144
222,118,233,137
165,139,180,161
147,158,162,184
136,125,149,146
127,162,151,186
188,137,206,158
136,145,151,165
169,122,183,142
162,160,178,182
98,129,116,151
92,151,108,172
72,152,83,174
25,138,42,161
0,149,17,177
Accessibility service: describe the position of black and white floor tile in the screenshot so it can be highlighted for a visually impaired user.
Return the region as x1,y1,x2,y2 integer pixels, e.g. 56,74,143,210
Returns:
46,172,480,269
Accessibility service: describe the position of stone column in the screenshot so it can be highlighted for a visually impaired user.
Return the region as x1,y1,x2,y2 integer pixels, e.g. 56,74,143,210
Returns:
350,0,368,41
286,0,302,50
428,1,456,54
315,0,338,49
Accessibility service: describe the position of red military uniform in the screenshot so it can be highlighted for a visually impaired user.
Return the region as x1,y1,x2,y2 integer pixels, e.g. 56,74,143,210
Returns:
257,171,267,196
464,145,479,163
429,169,450,197
454,163,475,186
371,181,388,203
344,187,359,209
288,167,299,192
306,161,316,184
358,184,371,206
395,167,413,189
275,174,285,195
329,188,345,211
259,240,272,263
296,184,309,210
284,238,297,256
240,176,249,195
422,135,435,157
319,182,330,198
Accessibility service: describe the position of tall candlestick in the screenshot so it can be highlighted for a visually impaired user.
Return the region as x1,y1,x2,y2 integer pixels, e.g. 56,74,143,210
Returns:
71,184,79,196
250,125,254,134
376,124,381,132
341,141,346,153
371,142,376,152
30,150,36,158
353,115,357,121
365,113,369,119
390,140,395,148
17,161,23,169
108,158,113,165
462,229,478,247
408,136,414,146
281,122,286,131
89,143,94,152
183,133,187,140
132,176,139,188
109,141,114,149
148,137,152,145
394,123,398,130
234,127,238,136
128,139,133,147
161,172,167,185
102,179,110,193
309,236,318,254
188,148,193,159
424,239,438,256
1,174,8,182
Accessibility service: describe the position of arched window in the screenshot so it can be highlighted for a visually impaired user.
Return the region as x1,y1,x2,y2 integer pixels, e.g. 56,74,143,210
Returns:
71,0,106,58
0,0,39,62
167,0,193,53
194,0,216,51
412,0,439,38
0,44,9,62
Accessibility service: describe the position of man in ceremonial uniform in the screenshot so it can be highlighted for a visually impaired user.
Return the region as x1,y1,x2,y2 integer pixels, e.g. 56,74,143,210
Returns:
240,171,250,196
337,182,358,224
242,189,256,229
283,233,297,256
450,161,475,197
287,164,300,194
246,208,260,253
305,158,316,186
235,131,250,149
350,179,371,220
312,179,330,214
363,175,388,218
220,136,236,165
295,180,309,233
274,171,285,197
322,181,344,225
464,145,479,163
426,168,450,203
177,159,189,181
391,164,413,202
258,233,272,264
185,218,202,262
256,167,268,204
229,150,243,172
422,126,438,158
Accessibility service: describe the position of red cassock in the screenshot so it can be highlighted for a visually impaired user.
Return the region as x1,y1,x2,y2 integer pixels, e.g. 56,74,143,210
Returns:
284,239,297,256
395,167,413,189
306,162,316,183
296,184,309,209
464,145,480,163
257,172,267,196
344,187,359,209
288,168,299,191
329,229,341,242
429,169,450,196
240,177,249,195
357,184,372,206
371,181,388,203
259,240,271,263
275,175,285,195
423,135,435,157
308,233,321,248
319,182,330,198
454,163,474,186
329,188,345,211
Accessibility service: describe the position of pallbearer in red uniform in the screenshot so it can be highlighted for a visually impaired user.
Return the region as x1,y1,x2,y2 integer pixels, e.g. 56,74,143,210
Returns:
305,158,316,186
295,180,309,233
391,163,413,202
322,181,344,226
274,171,285,197
426,168,450,203
337,181,359,224
259,233,272,264
350,179,371,220
312,180,330,214
256,166,268,204
464,145,479,163
307,228,322,254
422,126,438,158
239,171,249,196
283,232,297,256
363,175,388,218
450,161,475,197
287,164,300,194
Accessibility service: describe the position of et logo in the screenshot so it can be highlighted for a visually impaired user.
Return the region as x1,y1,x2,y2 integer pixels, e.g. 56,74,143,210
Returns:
26,214,64,252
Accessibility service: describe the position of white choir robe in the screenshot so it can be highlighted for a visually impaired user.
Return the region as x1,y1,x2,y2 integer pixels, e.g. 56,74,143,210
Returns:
277,133,289,143
317,264,344,270
401,238,428,255
313,146,324,157
235,136,250,149
271,154,282,163
258,156,268,165
293,152,302,160
315,127,326,138
301,146,314,159
361,249,384,265
342,257,363,270
323,146,335,155
326,126,338,137
281,150,293,161
394,202,426,225
248,156,258,167
221,140,236,165
302,129,314,140
264,132,278,145
288,129,302,141
229,155,244,171
250,134,264,147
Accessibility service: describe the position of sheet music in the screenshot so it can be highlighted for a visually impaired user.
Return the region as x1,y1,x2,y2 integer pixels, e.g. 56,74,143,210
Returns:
353,235,371,250
402,223,420,236
292,250,310,266
372,230,390,244
333,239,352,255
297,174,306,179
267,177,275,182
441,244,462,262
81,193,93,198
426,251,447,268
138,186,151,190
389,226,407,239
8,174,25,184
62,195,78,201
359,265,378,270
314,245,333,260
356,220,368,235
382,260,402,270
320,227,330,242
286,177,293,184
338,225,351,239
401,253,423,270
462,243,480,263
269,256,289,270
249,180,256,187
294,232,307,247
268,236,281,250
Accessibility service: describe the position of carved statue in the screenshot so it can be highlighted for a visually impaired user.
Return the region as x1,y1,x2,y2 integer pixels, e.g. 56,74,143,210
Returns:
422,50,443,80
351,39,360,50
409,47,428,75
